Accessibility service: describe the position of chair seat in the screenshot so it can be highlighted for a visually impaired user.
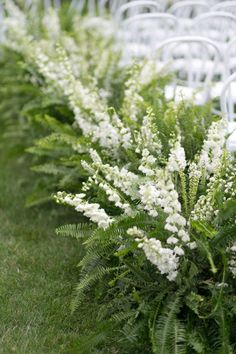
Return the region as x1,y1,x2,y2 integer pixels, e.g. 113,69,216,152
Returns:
165,85,206,105
211,82,236,99
171,58,224,76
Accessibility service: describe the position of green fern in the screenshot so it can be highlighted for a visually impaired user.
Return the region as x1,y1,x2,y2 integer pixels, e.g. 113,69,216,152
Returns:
170,320,186,354
71,265,121,312
153,294,182,354
56,223,94,239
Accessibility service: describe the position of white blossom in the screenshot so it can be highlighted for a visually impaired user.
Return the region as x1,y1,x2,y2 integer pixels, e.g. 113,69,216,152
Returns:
135,109,162,155
138,237,179,281
139,169,189,243
99,164,139,199
138,149,157,176
227,243,236,277
121,64,144,122
199,120,226,175
139,182,160,217
167,138,186,173
42,8,61,40
56,192,113,229
99,182,135,217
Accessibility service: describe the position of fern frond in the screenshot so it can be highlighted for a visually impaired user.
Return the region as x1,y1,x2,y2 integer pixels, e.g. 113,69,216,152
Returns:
153,294,182,354
216,306,233,354
170,320,186,354
71,266,120,312
56,223,94,239
111,309,138,324
32,163,69,176
34,114,75,135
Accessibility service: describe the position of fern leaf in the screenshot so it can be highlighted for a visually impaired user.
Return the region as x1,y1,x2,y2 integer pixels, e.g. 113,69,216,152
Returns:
170,320,186,354
71,266,119,312
153,295,182,354
31,163,68,176
56,223,94,239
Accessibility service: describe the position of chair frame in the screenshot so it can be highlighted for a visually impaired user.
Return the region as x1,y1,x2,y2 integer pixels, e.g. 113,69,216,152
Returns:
123,12,178,27
224,38,236,76
156,36,223,101
220,72,236,122
168,0,210,17
115,1,162,23
193,11,236,28
193,11,236,45
212,1,236,13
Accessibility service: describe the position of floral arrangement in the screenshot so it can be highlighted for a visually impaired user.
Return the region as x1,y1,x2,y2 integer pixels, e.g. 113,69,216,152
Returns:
1,2,236,353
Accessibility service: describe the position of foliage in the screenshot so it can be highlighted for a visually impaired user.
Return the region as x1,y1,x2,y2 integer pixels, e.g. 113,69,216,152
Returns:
1,2,236,354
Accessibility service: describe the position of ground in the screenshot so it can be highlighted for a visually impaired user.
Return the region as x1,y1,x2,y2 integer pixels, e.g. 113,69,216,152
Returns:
0,135,84,353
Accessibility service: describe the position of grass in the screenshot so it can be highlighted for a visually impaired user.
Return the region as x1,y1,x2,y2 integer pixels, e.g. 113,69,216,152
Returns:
0,134,87,353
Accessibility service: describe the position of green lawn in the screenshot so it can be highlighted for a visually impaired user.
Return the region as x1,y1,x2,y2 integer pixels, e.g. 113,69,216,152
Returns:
0,137,85,353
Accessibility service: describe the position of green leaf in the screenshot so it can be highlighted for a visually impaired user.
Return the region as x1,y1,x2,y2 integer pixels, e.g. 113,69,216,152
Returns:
219,199,236,222
191,220,217,239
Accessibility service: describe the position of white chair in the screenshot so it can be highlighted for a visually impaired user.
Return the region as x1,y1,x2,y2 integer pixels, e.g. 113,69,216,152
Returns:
208,38,236,100
168,1,210,31
111,0,164,13
155,36,223,104
212,1,236,16
220,72,236,152
168,1,210,19
193,12,236,47
115,1,162,23
224,38,236,76
120,13,179,61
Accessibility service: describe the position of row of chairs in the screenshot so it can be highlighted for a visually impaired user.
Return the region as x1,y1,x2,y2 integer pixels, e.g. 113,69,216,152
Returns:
116,1,236,22
118,8,236,47
79,0,236,17
113,3,236,151
1,1,231,17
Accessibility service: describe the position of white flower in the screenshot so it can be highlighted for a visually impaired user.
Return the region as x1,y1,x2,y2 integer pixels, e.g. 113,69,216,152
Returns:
165,224,178,233
100,164,139,199
174,246,185,256
139,183,160,217
187,242,197,250
42,8,61,40
121,64,144,122
178,229,190,242
167,138,186,172
99,182,135,217
136,109,162,154
127,227,144,238
199,120,226,175
138,237,179,281
189,161,202,180
89,149,102,165
56,192,113,229
138,149,157,176
167,236,179,244
34,47,130,153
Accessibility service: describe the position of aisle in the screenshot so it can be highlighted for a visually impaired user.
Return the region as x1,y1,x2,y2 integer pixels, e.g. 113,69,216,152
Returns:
0,139,81,353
